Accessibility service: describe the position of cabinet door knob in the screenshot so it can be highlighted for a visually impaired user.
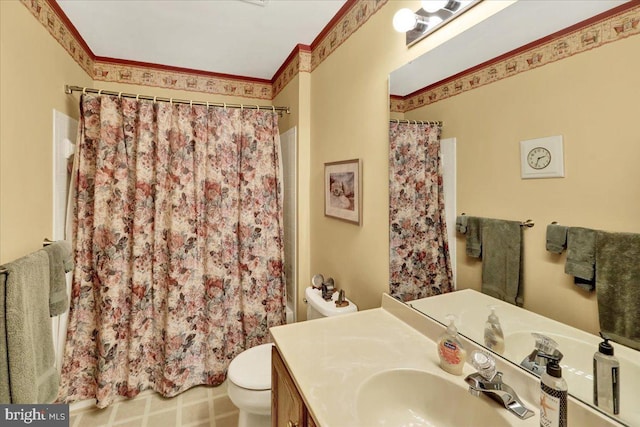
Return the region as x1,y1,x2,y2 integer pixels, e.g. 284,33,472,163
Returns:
287,421,299,427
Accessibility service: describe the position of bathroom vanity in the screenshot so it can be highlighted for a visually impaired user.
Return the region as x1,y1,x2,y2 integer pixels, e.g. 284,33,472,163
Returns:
410,289,640,426
272,346,317,427
270,294,622,427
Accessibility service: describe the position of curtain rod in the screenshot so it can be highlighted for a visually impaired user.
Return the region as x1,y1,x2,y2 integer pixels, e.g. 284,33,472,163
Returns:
65,85,290,115
390,119,443,126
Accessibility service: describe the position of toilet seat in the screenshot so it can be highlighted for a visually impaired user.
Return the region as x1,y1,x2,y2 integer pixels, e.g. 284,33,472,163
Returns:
228,343,273,391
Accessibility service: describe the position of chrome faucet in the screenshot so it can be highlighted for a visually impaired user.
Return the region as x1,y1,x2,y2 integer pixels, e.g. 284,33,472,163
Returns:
465,351,535,420
520,332,563,376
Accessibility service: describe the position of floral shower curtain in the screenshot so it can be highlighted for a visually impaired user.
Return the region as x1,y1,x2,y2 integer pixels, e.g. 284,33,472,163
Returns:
389,122,453,302
59,94,286,407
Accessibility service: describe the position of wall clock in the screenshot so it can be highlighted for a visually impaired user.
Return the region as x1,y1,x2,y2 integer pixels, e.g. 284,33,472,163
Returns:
520,135,564,179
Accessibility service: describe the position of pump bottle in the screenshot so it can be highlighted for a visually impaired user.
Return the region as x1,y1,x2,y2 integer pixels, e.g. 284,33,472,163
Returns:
437,315,467,376
483,305,505,354
539,353,567,427
594,333,620,415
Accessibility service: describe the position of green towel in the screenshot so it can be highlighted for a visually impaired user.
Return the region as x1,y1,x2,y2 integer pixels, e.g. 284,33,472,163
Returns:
456,215,468,234
43,241,72,316
465,216,482,258
545,224,568,254
481,219,524,307
595,231,640,351
3,251,59,403
565,227,596,291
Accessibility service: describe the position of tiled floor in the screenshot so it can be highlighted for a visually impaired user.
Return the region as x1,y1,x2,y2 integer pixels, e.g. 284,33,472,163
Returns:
69,381,239,427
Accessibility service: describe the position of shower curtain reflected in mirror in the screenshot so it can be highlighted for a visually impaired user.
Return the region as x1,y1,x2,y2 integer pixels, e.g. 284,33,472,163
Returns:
389,121,453,302
59,94,286,408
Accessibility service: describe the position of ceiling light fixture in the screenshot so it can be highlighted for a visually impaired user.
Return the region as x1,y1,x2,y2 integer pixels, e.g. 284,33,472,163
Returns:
393,0,479,47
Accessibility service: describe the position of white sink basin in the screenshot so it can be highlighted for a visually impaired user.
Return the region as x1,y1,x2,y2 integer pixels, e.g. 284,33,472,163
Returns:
356,368,512,426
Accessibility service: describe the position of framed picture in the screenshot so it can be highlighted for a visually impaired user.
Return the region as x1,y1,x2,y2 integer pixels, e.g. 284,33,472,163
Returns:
520,135,565,179
324,159,361,225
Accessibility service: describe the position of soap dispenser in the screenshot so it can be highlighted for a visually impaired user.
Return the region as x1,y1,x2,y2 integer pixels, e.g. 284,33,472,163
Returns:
539,353,567,427
594,332,620,415
483,305,505,354
437,315,467,376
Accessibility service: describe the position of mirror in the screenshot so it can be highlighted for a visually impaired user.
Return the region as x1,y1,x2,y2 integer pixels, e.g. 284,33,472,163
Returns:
389,1,638,425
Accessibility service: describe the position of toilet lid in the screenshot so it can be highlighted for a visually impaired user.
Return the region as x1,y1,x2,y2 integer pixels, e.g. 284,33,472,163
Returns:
228,343,273,391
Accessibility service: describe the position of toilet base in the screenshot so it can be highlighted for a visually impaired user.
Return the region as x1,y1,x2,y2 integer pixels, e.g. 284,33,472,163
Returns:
238,410,270,427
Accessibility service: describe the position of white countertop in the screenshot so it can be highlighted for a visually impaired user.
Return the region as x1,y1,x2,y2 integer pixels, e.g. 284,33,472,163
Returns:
270,295,540,427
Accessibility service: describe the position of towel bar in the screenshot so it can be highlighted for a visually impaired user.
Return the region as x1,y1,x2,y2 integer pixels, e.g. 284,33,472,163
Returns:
0,238,55,274
460,213,534,228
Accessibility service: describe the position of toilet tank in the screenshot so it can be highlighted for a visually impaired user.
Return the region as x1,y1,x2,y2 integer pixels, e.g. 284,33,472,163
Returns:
305,286,358,320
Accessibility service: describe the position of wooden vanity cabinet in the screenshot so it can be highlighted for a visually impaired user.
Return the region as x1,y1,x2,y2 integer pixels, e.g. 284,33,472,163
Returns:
272,346,318,427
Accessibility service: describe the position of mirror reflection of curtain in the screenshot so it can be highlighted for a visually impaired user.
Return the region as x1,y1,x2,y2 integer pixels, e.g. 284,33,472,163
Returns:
59,94,286,407
389,122,453,301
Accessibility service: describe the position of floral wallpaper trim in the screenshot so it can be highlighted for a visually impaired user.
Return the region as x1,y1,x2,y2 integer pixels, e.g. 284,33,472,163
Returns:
22,0,94,76
93,60,273,100
310,0,387,71
399,3,640,113
272,45,312,98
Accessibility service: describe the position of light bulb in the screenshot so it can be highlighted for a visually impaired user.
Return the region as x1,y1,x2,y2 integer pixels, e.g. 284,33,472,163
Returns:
393,8,418,32
421,0,448,13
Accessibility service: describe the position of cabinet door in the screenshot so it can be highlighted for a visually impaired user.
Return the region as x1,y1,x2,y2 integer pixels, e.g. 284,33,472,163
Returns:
272,346,306,427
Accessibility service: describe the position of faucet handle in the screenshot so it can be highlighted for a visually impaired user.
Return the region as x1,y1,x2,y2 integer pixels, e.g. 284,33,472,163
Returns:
471,351,497,381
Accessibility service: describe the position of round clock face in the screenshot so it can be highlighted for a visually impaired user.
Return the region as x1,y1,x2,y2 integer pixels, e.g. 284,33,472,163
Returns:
527,146,552,170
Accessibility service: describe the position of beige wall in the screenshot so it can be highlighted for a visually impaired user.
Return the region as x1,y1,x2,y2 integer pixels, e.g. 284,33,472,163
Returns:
308,0,513,310
0,1,92,263
405,35,640,334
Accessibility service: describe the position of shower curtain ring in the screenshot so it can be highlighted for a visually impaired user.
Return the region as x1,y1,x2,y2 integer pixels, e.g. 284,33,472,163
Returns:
153,96,157,103
240,104,244,110
272,106,275,112
190,100,193,107
256,105,260,111
170,98,173,105
98,89,103,95
136,94,140,101
118,92,122,99
82,87,87,95
223,103,227,110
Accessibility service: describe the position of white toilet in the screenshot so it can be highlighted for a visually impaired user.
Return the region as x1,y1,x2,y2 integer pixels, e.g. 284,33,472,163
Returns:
226,287,357,427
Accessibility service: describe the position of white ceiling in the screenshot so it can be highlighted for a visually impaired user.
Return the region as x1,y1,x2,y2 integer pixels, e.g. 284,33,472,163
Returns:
57,0,347,80
390,0,628,96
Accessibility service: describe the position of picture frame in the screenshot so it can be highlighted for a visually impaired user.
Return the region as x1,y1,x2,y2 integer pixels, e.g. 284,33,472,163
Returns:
324,159,361,225
520,135,565,179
